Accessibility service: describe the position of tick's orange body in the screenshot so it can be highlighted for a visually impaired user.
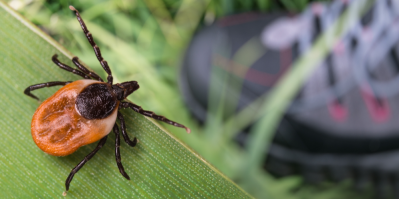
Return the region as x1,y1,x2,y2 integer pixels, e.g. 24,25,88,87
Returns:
31,80,118,156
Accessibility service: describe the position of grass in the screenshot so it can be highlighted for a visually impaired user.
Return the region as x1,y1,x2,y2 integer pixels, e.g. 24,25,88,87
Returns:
3,0,378,198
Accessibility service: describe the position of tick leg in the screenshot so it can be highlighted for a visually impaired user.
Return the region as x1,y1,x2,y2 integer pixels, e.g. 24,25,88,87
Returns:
72,56,104,82
65,136,108,192
118,112,137,147
120,101,191,133
113,123,131,180
69,6,113,84
24,81,72,100
52,54,91,79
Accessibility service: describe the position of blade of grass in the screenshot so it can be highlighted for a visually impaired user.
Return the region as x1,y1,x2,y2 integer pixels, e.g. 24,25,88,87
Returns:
143,0,182,48
256,0,270,11
174,0,210,39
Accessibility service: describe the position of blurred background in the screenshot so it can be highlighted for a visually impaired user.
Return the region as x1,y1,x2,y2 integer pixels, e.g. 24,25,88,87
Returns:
7,0,399,198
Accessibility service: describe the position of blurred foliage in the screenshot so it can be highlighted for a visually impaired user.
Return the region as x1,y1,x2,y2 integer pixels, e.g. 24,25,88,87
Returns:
4,0,375,198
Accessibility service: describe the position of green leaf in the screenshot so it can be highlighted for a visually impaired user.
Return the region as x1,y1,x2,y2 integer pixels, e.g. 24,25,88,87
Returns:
0,2,252,198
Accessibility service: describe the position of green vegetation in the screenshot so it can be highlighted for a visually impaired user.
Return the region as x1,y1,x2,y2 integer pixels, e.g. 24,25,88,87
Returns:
1,0,378,198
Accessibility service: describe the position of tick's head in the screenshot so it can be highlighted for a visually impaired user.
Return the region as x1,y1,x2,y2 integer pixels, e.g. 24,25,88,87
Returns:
112,81,139,100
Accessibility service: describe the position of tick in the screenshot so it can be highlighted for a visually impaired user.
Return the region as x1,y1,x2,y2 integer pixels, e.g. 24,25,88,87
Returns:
24,5,190,193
